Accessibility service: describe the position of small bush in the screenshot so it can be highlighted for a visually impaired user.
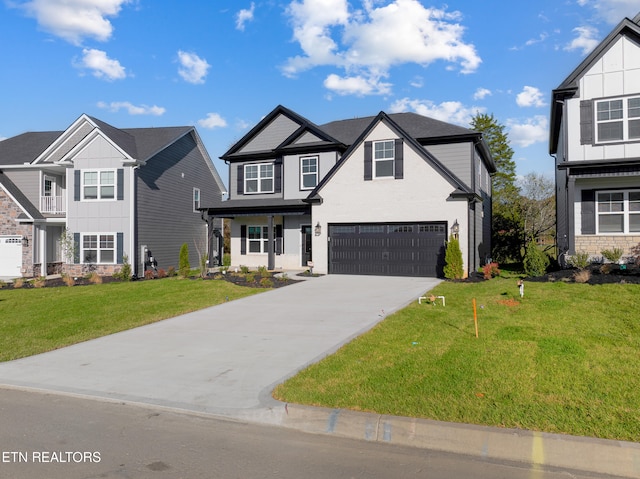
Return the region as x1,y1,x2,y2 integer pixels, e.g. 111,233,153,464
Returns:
223,253,231,267
278,273,289,281
88,272,103,284
240,265,250,274
523,240,550,277
482,262,500,280
62,274,75,287
574,269,592,283
144,269,155,280
257,265,270,278
245,273,255,283
443,235,464,280
260,277,273,288
157,268,167,278
179,243,190,278
567,251,591,270
167,266,177,277
113,254,132,281
13,278,24,288
0,280,6,289
33,276,47,288
601,247,624,264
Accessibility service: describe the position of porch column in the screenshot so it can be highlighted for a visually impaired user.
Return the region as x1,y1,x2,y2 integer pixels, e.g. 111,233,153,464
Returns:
267,215,275,270
39,226,47,277
567,176,576,255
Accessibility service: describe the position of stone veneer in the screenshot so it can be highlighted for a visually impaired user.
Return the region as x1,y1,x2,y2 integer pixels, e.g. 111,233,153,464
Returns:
0,189,33,277
574,235,640,259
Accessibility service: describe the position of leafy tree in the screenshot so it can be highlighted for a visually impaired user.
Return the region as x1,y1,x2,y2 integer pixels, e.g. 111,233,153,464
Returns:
179,243,190,278
443,235,464,280
470,113,521,262
518,172,556,253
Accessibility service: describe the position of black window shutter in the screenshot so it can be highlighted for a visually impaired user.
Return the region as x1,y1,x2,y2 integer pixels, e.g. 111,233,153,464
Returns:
237,165,244,195
364,141,372,181
394,138,404,179
74,170,81,201
117,169,124,200
581,189,596,234
274,159,282,193
275,224,283,255
580,100,594,145
116,232,124,263
240,225,247,255
73,233,80,263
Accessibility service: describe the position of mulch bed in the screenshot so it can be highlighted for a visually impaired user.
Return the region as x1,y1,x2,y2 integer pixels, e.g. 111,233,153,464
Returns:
527,264,640,285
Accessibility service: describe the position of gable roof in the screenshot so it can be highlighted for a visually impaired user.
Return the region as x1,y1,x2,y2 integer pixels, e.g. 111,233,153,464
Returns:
0,171,44,221
0,131,62,165
549,13,640,153
306,111,475,203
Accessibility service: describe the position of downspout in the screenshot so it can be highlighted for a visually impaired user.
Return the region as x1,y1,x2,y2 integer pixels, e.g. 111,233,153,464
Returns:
130,165,138,278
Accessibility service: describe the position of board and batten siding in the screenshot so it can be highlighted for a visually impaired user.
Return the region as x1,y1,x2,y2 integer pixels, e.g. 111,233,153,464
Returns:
238,115,300,154
283,151,339,200
3,170,42,209
136,132,222,272
424,142,473,186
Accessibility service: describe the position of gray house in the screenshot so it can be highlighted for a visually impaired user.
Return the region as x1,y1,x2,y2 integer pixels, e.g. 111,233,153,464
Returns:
0,114,226,278
551,12,640,260
203,105,494,277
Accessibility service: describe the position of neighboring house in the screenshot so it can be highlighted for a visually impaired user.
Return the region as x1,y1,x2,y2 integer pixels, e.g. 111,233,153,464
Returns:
202,105,495,277
0,114,226,279
550,12,640,261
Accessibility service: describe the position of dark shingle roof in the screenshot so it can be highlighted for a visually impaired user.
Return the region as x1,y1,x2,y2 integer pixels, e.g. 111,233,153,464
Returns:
0,131,62,165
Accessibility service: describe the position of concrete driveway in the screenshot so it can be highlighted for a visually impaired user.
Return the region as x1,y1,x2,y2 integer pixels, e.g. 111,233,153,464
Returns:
0,275,439,420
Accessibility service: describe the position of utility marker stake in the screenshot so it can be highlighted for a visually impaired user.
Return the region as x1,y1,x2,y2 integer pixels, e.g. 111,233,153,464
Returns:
473,298,478,338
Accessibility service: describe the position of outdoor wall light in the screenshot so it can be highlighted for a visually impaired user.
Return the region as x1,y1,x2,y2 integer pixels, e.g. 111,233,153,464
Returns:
451,219,459,239
314,222,321,236
22,236,28,247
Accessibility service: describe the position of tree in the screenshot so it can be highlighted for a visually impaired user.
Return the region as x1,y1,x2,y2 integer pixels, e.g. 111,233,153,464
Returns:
470,113,522,263
523,238,550,277
518,172,556,253
443,235,464,280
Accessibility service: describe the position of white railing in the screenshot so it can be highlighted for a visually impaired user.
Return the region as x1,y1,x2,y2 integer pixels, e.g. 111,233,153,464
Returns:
40,196,65,214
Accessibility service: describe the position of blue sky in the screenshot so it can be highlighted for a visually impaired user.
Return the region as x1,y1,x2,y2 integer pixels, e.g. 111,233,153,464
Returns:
1,0,639,189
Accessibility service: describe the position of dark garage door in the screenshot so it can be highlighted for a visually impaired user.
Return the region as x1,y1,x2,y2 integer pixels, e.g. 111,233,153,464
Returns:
328,222,447,277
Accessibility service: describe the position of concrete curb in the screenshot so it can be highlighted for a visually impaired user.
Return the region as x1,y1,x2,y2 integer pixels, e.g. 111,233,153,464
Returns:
236,403,640,478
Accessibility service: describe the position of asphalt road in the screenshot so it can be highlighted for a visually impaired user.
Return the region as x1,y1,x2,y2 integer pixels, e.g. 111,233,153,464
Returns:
0,388,616,479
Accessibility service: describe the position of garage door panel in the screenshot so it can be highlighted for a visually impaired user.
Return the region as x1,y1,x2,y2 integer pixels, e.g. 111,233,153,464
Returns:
0,236,23,277
328,223,446,277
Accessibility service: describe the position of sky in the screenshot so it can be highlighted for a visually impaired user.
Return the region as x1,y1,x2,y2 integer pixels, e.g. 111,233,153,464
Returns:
1,0,639,191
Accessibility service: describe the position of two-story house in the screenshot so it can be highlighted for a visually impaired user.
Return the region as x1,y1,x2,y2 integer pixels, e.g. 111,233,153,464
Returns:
0,114,226,279
202,105,494,277
551,12,640,260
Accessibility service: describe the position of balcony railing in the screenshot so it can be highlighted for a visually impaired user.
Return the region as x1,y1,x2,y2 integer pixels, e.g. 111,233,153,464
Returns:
40,196,65,214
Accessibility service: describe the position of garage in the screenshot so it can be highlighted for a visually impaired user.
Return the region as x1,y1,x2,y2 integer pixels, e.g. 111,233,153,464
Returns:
328,222,447,277
0,236,23,278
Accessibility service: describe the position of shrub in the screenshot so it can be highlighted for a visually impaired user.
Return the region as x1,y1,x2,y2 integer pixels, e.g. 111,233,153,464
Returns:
13,278,24,288
278,273,289,282
144,269,155,280
157,268,167,278
88,272,102,284
240,265,250,274
113,254,132,281
573,269,592,283
223,253,231,267
61,274,75,287
523,240,550,277
482,262,500,280
259,277,273,288
600,263,614,275
443,235,464,280
245,273,256,283
567,251,591,270
167,266,177,277
601,247,624,264
33,276,47,288
179,243,190,278
0,280,6,289
257,265,270,278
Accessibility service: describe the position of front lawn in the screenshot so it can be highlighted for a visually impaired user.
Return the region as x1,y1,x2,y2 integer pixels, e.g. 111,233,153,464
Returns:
273,277,640,442
0,278,262,362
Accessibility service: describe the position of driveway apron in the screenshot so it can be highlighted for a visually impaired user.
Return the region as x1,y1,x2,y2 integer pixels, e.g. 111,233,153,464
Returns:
0,275,439,418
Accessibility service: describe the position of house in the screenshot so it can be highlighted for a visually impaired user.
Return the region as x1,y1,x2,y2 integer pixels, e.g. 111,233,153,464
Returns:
202,105,495,277
550,12,640,261
0,114,227,279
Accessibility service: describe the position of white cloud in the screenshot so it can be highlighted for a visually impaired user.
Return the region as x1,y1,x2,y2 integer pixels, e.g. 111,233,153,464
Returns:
390,98,485,127
236,3,256,31
564,26,600,55
198,113,228,129
516,86,547,108
97,101,165,116
473,88,491,100
324,73,392,96
507,115,548,147
587,0,638,24
18,0,131,45
177,51,210,84
78,48,126,80
283,0,480,96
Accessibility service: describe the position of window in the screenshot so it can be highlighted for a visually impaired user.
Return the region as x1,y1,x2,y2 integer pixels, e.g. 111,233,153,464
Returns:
597,190,640,233
82,234,115,263
245,163,274,193
83,170,115,200
193,188,200,212
596,97,640,142
300,156,318,189
374,140,395,177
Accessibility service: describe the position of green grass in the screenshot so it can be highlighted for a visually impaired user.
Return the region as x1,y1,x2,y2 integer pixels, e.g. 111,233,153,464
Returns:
274,277,640,442
0,278,261,362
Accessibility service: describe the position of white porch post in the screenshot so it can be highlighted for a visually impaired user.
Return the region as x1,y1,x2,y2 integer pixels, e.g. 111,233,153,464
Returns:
39,226,47,277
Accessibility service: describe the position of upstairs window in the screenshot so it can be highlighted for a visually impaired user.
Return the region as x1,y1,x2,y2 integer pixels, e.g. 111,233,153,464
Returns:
300,156,318,189
374,140,395,178
193,188,200,212
83,170,115,200
245,163,274,193
596,97,640,142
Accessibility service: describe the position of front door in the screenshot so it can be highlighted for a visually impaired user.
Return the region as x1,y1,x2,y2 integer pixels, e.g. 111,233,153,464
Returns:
301,225,312,267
